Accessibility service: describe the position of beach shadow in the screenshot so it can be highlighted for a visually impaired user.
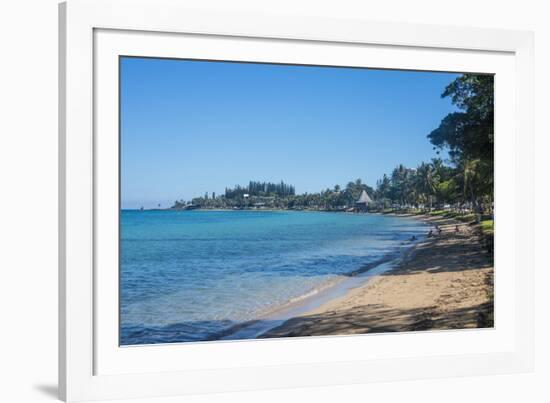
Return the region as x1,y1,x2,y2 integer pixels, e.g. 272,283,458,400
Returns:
382,228,493,276
33,384,59,400
259,300,494,339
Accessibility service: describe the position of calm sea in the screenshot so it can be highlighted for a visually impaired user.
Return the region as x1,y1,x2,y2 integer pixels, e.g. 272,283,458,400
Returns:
120,210,427,345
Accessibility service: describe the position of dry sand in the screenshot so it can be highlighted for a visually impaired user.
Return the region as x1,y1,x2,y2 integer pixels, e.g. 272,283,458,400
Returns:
260,215,494,338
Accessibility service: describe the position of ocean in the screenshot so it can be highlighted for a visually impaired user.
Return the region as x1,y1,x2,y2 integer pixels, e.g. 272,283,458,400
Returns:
120,210,427,345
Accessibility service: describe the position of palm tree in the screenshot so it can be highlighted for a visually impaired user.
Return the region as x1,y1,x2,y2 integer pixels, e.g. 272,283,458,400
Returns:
459,158,492,213
391,165,407,206
415,162,438,210
376,174,392,207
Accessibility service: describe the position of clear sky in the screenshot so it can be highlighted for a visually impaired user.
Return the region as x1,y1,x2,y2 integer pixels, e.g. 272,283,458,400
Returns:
120,57,458,209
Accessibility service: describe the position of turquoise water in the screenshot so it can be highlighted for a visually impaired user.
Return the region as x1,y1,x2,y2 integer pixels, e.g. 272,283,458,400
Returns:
120,210,427,345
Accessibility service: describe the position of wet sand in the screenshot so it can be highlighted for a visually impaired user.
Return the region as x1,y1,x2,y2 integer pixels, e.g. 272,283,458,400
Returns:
259,215,494,338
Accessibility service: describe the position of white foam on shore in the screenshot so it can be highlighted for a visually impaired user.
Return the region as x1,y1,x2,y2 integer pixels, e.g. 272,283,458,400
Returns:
220,256,405,340
220,235,427,341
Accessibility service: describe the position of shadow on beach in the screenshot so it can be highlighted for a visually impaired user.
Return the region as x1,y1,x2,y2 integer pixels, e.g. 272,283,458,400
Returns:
258,300,494,338
387,222,491,275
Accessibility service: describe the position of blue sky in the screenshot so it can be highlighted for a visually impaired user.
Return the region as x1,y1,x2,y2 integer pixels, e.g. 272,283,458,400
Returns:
121,57,458,209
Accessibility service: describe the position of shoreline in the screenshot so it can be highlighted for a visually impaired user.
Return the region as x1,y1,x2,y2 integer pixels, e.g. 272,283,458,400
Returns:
257,214,494,338
219,248,419,341
218,215,429,341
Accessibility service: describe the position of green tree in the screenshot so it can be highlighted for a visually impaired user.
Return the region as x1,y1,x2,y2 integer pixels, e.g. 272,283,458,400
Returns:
435,179,458,206
428,74,494,161
415,162,439,209
427,74,494,212
376,174,392,207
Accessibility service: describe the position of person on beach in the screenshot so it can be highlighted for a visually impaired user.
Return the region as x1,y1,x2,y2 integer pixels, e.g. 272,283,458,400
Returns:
438,227,442,235
455,225,460,233
427,229,433,238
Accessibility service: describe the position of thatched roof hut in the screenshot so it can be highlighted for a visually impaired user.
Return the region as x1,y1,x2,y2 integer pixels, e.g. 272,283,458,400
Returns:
355,190,372,211
356,190,372,204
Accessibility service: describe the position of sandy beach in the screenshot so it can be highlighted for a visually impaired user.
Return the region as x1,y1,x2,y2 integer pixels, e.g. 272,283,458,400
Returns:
259,215,494,338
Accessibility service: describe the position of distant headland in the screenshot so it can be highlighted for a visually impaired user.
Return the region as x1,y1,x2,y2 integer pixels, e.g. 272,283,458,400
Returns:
169,180,374,213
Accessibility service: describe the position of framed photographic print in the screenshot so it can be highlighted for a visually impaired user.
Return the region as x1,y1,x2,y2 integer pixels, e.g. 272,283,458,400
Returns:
59,0,534,401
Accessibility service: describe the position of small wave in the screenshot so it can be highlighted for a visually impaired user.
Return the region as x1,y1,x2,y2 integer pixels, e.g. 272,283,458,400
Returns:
219,242,419,341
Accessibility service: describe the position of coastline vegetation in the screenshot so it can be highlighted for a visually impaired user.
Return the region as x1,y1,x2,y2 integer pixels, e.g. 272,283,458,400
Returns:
170,74,494,218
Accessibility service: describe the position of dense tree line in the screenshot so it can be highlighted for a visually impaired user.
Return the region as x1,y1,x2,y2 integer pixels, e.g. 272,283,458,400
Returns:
171,178,374,211
224,181,295,199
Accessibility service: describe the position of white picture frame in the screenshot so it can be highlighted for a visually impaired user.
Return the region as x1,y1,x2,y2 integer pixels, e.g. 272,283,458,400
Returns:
59,0,534,401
